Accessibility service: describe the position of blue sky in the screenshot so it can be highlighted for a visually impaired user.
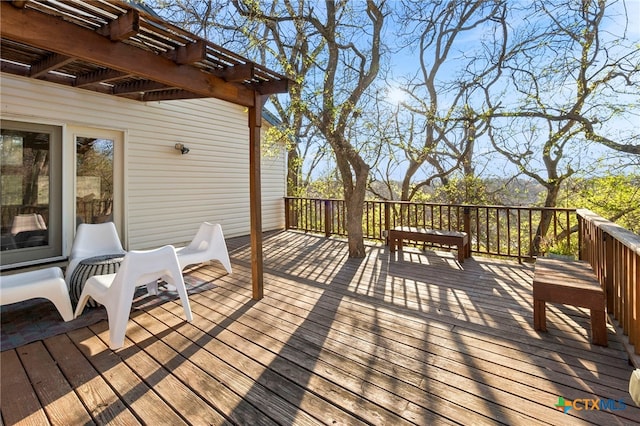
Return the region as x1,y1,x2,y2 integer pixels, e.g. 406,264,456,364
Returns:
370,0,640,182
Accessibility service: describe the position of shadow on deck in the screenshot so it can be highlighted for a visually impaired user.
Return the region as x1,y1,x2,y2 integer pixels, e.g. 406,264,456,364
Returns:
1,230,637,425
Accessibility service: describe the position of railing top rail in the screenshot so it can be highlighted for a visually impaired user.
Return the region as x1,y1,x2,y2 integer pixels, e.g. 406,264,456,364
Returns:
284,197,577,212
578,209,640,254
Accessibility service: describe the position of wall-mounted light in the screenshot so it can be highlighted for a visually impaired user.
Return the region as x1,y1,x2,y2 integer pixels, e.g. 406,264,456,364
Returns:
175,143,190,155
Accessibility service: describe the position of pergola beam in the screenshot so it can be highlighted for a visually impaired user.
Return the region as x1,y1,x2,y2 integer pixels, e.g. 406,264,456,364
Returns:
254,79,291,96
97,10,140,42
221,63,255,83
0,2,256,107
174,40,207,65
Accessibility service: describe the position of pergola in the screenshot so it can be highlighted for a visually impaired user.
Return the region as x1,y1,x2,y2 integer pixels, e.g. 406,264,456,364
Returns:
0,0,292,300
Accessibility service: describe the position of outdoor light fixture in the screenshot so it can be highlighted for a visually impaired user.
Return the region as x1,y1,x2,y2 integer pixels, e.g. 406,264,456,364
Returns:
175,143,190,154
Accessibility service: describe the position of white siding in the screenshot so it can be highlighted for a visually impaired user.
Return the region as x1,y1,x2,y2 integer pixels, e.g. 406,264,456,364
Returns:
1,74,286,251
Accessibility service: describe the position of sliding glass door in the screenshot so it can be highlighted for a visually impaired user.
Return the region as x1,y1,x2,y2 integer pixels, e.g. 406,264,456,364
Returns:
1,121,62,267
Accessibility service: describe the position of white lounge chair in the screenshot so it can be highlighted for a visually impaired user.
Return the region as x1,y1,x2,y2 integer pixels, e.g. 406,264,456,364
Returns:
1,267,74,322
10,213,47,235
74,245,192,350
176,222,232,273
65,222,126,284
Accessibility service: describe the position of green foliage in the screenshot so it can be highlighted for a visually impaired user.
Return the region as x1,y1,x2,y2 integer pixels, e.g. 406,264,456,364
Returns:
545,238,578,258
431,176,492,205
304,172,343,200
559,174,640,233
263,125,292,159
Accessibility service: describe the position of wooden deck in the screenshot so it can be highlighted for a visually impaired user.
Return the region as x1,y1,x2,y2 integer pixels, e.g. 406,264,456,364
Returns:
1,231,638,425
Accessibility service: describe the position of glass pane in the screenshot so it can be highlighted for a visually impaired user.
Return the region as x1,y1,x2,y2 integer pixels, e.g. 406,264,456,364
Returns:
1,129,51,251
76,137,114,224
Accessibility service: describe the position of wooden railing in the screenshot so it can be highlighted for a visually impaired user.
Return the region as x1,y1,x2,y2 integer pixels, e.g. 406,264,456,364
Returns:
284,197,577,261
578,209,640,356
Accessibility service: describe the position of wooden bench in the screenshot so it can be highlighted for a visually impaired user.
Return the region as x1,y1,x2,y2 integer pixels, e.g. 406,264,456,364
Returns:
533,257,607,346
388,226,470,263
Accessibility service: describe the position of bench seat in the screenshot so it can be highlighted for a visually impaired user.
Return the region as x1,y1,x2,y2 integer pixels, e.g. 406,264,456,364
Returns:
533,257,607,346
388,226,470,262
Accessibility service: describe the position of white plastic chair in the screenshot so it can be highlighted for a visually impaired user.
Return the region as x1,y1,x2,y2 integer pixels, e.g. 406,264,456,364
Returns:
74,245,192,350
65,222,126,284
1,267,74,322
11,213,47,235
176,222,232,273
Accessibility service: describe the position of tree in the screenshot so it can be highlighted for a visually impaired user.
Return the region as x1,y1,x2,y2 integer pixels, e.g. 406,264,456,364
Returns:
305,0,385,257
151,0,387,258
484,0,640,253
387,0,507,203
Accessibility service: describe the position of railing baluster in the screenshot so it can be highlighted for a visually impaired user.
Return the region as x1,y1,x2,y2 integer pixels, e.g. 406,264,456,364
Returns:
496,207,501,256
506,208,511,257
485,207,490,254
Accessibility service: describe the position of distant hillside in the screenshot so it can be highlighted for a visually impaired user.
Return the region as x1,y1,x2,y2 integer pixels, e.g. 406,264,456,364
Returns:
484,178,545,206
367,177,546,206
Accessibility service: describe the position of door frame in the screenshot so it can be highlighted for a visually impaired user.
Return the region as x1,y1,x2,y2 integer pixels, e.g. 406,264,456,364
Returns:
65,125,125,256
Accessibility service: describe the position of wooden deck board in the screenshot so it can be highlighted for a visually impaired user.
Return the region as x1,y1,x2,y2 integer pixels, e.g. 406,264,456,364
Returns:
165,293,440,425
44,333,141,426
67,325,188,425
201,271,597,424
1,231,639,425
18,341,94,425
0,350,50,425
183,289,537,425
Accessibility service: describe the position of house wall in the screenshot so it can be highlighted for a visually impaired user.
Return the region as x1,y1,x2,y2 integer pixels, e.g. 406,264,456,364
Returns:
1,73,286,253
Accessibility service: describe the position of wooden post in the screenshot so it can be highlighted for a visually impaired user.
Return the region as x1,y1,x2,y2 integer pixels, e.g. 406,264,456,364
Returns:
248,92,265,300
578,214,584,260
324,199,331,237
284,197,290,230
633,248,640,349
463,207,471,257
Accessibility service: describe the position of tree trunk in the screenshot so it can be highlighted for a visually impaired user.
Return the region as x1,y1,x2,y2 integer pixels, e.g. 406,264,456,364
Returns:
23,150,48,206
286,146,300,196
344,189,366,257
335,144,369,258
532,183,561,256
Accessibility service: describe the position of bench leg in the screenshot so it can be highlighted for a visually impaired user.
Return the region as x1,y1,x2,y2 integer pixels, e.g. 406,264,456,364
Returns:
590,309,608,346
534,299,546,331
457,246,465,263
